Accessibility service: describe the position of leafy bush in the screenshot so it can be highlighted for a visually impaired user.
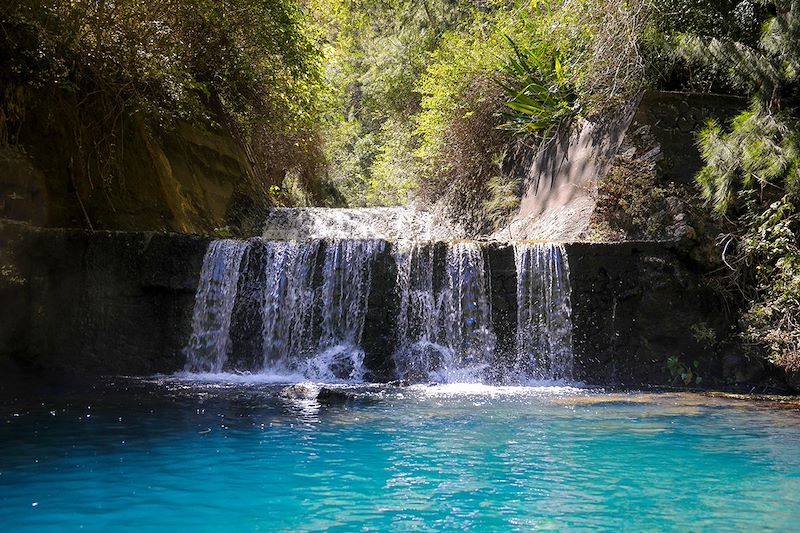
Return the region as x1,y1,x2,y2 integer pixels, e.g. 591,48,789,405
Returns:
414,14,508,176
310,0,475,206
1,0,330,202
415,23,509,233
592,155,691,241
646,0,769,93
683,1,800,371
739,198,800,370
497,36,578,135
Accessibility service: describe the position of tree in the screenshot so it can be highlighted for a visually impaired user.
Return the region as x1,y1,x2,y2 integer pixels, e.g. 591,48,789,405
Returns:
681,0,800,370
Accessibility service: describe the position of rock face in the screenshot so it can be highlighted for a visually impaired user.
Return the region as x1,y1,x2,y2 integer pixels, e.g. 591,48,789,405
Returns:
1,221,784,390
502,91,745,241
0,104,270,235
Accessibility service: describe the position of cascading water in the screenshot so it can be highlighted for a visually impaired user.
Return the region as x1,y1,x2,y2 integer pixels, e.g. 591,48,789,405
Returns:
183,234,574,384
184,240,249,373
304,239,385,381
259,240,321,372
318,240,384,349
185,238,383,381
392,242,496,383
439,243,497,381
392,242,438,380
513,243,574,381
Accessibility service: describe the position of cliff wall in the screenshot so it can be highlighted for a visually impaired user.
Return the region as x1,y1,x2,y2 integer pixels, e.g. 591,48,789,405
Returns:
1,93,271,236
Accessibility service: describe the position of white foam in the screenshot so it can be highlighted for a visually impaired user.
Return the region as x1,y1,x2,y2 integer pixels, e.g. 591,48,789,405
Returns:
410,382,587,398
261,207,463,241
169,370,308,385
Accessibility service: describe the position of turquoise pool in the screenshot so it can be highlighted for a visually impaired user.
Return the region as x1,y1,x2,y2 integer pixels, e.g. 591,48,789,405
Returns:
2,380,799,531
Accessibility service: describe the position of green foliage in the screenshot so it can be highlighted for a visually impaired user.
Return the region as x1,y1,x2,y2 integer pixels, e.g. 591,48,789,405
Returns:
667,356,703,386
497,35,578,135
368,119,419,206
484,171,522,230
688,3,800,213
650,0,765,42
684,2,800,371
738,197,800,369
696,108,800,215
304,0,658,219
646,0,769,93
691,322,719,347
309,0,476,206
414,14,508,174
1,0,332,204
2,0,327,126
213,226,234,239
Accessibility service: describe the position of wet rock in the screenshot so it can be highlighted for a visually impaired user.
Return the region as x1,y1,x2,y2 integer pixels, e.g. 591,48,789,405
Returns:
278,384,351,405
279,383,319,401
722,353,766,384
316,387,349,405
329,357,356,382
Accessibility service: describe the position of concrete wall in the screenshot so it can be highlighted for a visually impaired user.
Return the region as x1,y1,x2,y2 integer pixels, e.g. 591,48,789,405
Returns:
2,222,781,390
0,220,210,378
504,91,745,241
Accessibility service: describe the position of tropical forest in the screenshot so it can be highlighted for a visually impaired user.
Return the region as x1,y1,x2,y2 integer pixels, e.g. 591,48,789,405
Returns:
1,1,800,530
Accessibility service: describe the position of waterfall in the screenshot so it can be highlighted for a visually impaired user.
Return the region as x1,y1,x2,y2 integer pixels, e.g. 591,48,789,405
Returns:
183,235,574,384
185,238,383,380
514,243,574,381
393,242,496,383
259,240,321,372
318,240,384,349
184,240,249,373
392,242,437,380
306,239,385,381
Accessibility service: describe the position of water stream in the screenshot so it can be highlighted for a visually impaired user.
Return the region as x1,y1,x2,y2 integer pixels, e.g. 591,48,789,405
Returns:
184,240,249,373
514,243,574,380
184,237,573,384
392,242,496,383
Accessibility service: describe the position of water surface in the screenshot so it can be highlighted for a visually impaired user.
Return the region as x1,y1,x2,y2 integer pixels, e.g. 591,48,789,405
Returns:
2,380,799,531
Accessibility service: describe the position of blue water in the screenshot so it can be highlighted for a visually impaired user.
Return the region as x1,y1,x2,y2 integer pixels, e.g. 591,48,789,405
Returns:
2,380,800,531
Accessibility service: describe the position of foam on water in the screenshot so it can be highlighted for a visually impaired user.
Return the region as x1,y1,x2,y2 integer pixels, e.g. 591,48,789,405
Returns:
408,382,587,398
170,370,307,385
262,207,462,241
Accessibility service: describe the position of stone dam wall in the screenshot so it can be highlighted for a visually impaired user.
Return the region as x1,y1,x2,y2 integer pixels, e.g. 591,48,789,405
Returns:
2,220,779,390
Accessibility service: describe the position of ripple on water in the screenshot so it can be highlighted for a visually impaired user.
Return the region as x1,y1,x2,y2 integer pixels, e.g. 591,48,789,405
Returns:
1,381,800,531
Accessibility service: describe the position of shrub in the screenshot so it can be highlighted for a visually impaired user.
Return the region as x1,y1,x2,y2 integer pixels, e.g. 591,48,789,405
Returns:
0,0,331,203
683,2,800,370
